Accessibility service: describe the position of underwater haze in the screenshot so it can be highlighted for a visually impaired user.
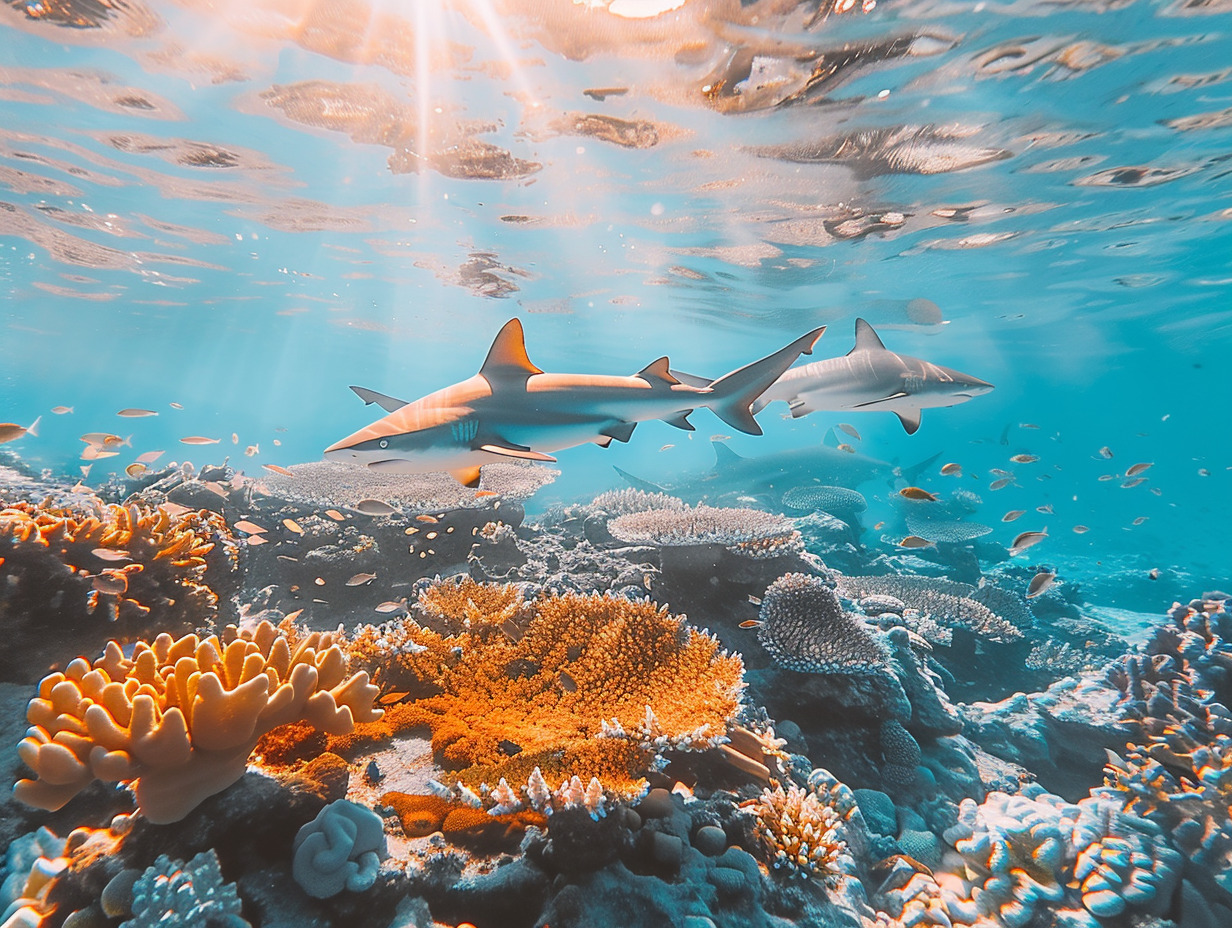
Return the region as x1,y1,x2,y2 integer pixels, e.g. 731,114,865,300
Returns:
2,1,1232,927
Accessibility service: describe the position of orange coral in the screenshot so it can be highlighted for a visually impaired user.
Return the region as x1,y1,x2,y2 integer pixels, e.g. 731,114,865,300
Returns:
334,583,744,801
380,791,546,849
14,620,382,824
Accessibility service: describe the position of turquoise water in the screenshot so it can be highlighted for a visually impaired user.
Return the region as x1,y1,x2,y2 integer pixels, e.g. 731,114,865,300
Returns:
2,0,1230,610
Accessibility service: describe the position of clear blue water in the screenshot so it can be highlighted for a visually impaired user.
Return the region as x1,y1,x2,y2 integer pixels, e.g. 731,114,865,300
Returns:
2,0,1230,612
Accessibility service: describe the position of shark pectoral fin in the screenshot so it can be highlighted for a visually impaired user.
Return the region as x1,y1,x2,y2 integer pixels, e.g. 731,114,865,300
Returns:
479,319,543,384
850,318,887,354
478,443,557,462
450,466,484,487
895,410,922,435
663,411,695,431
669,370,712,389
788,398,814,419
349,386,409,412
636,357,681,385
600,421,637,443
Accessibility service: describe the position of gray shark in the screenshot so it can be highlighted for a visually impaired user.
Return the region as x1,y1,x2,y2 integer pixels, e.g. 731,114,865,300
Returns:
616,438,894,506
324,318,825,487
676,318,993,434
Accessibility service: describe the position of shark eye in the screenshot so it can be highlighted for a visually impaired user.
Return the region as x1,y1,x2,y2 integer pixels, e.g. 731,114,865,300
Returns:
379,439,388,449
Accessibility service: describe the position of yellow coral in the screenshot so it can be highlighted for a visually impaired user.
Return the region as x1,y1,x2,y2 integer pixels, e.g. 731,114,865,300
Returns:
338,585,744,800
14,620,383,824
751,783,847,881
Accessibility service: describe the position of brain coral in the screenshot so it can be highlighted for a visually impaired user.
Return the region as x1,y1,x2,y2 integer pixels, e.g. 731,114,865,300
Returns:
608,505,800,558
14,619,383,823
757,573,890,675
338,582,745,801
292,799,387,899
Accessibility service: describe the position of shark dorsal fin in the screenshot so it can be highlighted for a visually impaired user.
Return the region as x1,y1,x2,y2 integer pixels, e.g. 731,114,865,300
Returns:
350,386,409,413
480,319,543,382
712,440,745,470
636,357,681,385
849,318,886,354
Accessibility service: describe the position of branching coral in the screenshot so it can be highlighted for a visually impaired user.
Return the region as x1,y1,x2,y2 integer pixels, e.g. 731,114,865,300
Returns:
123,849,248,928
749,782,848,882
0,496,239,680
608,505,801,559
14,619,383,823
336,582,745,804
589,488,685,516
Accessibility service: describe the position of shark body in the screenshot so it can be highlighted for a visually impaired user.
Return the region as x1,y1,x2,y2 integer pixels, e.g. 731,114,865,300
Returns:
325,318,825,486
676,318,993,435
616,438,894,506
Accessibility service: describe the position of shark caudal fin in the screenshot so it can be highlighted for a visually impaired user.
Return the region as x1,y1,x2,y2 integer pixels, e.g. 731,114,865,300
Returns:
704,327,825,435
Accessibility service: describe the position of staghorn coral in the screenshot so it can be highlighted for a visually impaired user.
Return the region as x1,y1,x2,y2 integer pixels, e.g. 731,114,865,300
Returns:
608,504,801,559
13,619,383,824
757,573,890,675
122,849,248,928
0,496,239,681
833,574,1023,642
749,782,848,882
335,582,744,803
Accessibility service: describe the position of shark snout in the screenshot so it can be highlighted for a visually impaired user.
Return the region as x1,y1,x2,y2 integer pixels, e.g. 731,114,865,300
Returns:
961,377,995,397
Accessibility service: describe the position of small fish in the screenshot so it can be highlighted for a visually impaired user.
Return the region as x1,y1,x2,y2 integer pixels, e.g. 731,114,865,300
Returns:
263,464,294,476
125,463,147,478
559,671,577,693
117,408,157,418
1126,462,1153,477
1149,487,1162,496
991,468,1014,478
80,432,125,447
1073,525,1090,533
416,514,439,523
136,450,164,464
234,520,266,534
1098,474,1117,482
739,619,763,629
474,489,499,498
498,739,523,756
377,691,411,707
1121,477,1147,489
92,548,130,561
747,594,762,606
899,487,938,502
1149,568,1159,580
169,402,184,409
277,555,298,563
245,534,268,545
989,477,1014,490
898,535,935,548
940,463,963,476
231,433,239,444
873,521,885,530
1132,516,1148,526
1198,468,1210,477
710,434,731,442
838,423,862,441
282,518,304,534
1036,504,1053,514
180,436,220,445
160,502,191,518
51,406,73,415
1010,454,1039,464
325,509,346,521
1009,530,1048,555
346,572,377,586
273,439,282,446
374,600,407,614
404,527,419,536
355,499,396,516
245,444,260,457
1026,571,1056,599
1099,446,1113,459
1020,423,1040,429
837,443,856,454
1002,510,1026,522
82,447,119,461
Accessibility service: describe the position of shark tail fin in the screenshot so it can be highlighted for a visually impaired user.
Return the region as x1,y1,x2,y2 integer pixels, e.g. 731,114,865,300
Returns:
613,465,668,493
704,327,825,435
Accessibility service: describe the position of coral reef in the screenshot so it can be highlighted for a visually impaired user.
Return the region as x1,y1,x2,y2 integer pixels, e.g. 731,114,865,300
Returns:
122,849,248,928
609,505,801,559
833,573,1025,643
13,619,383,823
291,799,387,899
757,573,890,675
748,782,847,881
0,496,239,682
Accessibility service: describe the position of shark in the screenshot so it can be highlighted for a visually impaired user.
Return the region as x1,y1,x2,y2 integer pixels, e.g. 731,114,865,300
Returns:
324,318,826,487
674,318,993,435
616,438,896,506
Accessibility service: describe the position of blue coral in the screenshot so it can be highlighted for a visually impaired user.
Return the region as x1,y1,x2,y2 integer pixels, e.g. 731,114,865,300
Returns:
291,799,388,899
121,849,248,928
